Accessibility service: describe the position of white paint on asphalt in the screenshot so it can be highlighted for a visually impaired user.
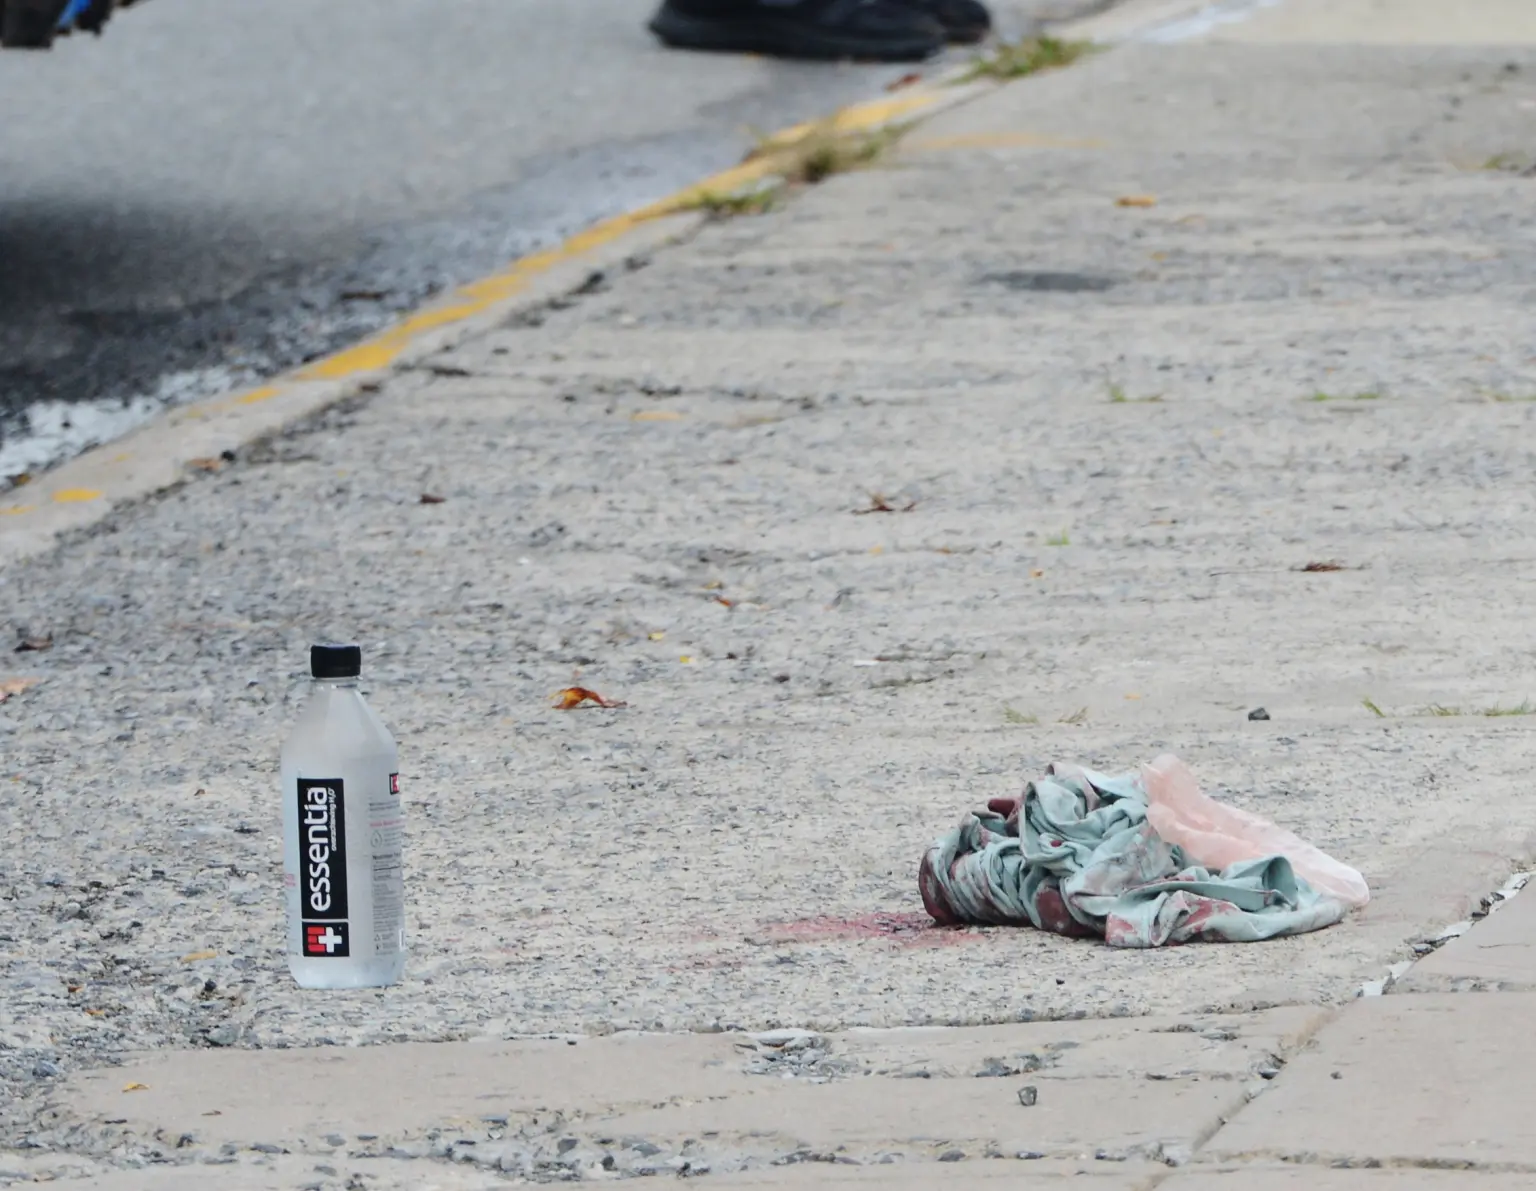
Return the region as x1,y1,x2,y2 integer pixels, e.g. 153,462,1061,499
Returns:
0,366,240,482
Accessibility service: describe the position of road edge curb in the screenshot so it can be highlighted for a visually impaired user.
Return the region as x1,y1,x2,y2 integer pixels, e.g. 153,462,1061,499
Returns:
0,85,979,569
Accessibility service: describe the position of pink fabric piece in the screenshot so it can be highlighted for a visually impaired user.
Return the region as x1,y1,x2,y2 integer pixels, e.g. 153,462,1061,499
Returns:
1141,754,1370,909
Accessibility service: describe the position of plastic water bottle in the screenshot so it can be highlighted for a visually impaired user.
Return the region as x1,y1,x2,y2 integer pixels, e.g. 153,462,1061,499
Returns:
281,644,406,988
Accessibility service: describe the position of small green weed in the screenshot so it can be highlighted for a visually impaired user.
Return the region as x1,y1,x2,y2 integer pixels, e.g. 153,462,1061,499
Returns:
745,118,909,185
1361,697,1386,718
1046,531,1070,547
1310,390,1384,403
1059,707,1089,725
1414,700,1533,718
684,183,784,218
681,119,909,220
1108,382,1163,404
961,36,1094,83
1003,705,1039,725
1483,151,1534,173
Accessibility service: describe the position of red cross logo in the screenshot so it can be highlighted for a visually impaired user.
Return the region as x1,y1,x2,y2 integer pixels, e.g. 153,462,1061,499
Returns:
305,925,345,955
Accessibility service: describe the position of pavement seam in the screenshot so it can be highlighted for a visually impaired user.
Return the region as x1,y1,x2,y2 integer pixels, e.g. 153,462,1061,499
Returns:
1362,868,1532,997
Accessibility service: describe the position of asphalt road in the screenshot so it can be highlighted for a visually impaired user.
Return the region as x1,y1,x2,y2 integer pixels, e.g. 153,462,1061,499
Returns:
0,0,929,480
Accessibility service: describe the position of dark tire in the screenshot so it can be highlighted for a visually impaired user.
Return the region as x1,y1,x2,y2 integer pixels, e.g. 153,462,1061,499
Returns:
2,0,66,48
649,2,942,62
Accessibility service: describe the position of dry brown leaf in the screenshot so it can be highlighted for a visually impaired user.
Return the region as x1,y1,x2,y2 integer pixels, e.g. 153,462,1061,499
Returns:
631,410,684,422
886,72,923,92
0,676,39,703
186,457,224,473
85,1008,106,1017
1299,560,1346,573
122,1082,149,1093
180,950,218,963
1116,194,1157,208
713,596,735,608
419,493,447,505
552,687,627,710
853,493,917,515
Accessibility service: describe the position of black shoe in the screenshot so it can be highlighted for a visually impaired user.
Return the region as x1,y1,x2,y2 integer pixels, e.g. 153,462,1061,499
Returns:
1,0,61,48
649,0,945,62
895,0,991,44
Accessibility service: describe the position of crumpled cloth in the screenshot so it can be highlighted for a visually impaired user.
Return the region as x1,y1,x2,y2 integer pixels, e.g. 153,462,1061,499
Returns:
918,763,1348,947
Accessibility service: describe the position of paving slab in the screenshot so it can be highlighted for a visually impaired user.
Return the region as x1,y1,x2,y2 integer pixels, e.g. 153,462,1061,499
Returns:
709,1163,1161,1188
0,1153,507,1191
1213,0,1536,45
0,1153,1161,1191
1168,1169,1536,1190
1396,886,1536,991
1204,994,1536,1169
35,1009,1311,1175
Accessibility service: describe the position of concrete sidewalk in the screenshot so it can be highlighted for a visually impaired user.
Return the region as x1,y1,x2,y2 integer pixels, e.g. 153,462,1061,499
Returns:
4,0,1536,1185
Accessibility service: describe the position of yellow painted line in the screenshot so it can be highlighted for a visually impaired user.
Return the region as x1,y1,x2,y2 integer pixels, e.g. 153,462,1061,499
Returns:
758,92,940,150
3,83,955,531
233,385,282,407
296,88,943,385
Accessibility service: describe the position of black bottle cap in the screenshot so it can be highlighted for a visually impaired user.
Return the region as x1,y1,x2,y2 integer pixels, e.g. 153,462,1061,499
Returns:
311,644,362,679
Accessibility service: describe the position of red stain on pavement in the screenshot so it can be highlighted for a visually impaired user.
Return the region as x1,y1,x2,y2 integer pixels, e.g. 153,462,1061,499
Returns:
758,911,978,948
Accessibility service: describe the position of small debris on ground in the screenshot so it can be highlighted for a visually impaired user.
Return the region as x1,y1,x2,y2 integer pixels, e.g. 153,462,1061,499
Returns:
853,492,916,514
1248,707,1270,721
1298,560,1345,572
419,493,447,504
737,1029,860,1081
0,676,39,702
1017,1085,1038,1107
975,1055,1043,1077
552,687,627,710
15,632,52,653
1116,194,1157,208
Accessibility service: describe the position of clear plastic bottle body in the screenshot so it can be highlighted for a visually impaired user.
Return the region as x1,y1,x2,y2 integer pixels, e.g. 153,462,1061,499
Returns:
280,678,405,988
